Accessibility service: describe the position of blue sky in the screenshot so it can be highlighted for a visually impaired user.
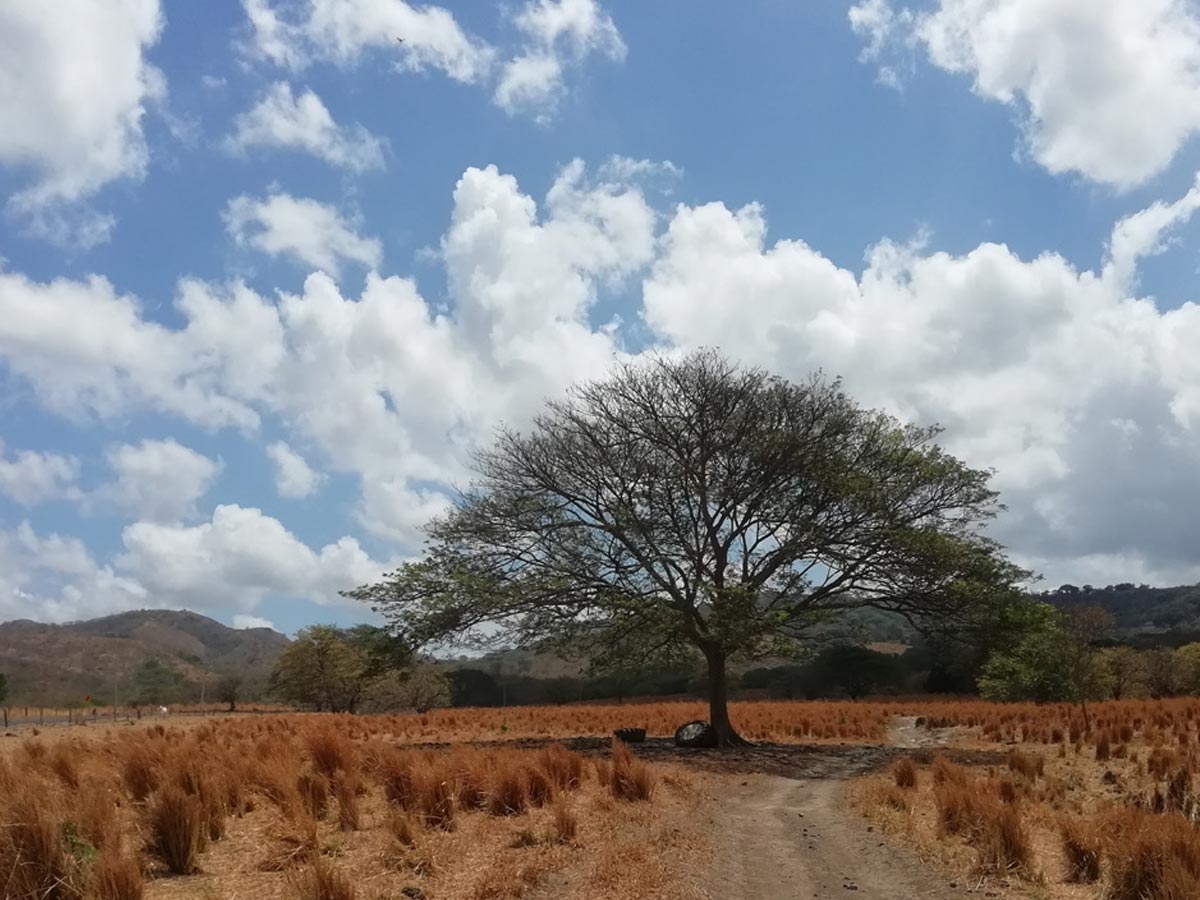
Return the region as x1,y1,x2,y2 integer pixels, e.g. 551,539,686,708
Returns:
3,0,1200,635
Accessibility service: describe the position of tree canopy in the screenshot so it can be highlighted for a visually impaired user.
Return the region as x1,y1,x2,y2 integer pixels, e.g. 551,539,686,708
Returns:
348,351,1027,744
269,625,410,713
132,658,187,706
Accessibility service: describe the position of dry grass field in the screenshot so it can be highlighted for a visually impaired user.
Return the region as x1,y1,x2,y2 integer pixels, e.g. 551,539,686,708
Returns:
4,697,1200,900
854,698,1200,899
0,713,710,900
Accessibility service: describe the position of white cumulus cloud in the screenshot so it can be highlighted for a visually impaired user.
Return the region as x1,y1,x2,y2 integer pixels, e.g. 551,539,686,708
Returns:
495,0,625,117
233,614,277,630
0,439,80,506
118,504,384,611
0,0,165,244
0,522,148,622
266,441,322,499
241,0,495,82
97,439,222,522
225,82,385,171
850,0,1200,188
9,159,1200,601
225,192,383,276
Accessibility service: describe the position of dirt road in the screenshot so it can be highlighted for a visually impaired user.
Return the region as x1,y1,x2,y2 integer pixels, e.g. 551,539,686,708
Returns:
702,719,976,899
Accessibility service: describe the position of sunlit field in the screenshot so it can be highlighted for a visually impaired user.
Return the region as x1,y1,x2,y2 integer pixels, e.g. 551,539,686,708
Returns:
0,714,707,900
6,697,1200,900
855,697,1200,899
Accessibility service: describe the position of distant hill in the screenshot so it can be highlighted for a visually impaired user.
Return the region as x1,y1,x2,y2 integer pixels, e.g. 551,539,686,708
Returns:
0,609,289,706
1044,583,1200,645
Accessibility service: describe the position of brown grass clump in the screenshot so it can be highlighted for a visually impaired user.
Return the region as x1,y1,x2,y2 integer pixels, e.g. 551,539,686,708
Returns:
289,858,356,900
973,800,1032,874
891,756,918,789
305,727,355,781
1104,809,1200,900
149,784,205,874
551,796,578,844
298,772,330,820
488,765,529,816
931,754,969,787
380,753,419,811
538,743,584,790
417,771,456,830
92,851,145,900
609,739,654,802
334,776,361,831
935,778,1031,874
121,742,161,802
1056,815,1101,883
0,792,86,900
525,765,556,808
1006,749,1043,781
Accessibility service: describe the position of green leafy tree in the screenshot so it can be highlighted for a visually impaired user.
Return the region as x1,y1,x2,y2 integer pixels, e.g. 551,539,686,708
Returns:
215,675,243,712
1097,646,1146,699
812,644,902,699
1177,643,1200,695
361,665,451,713
269,625,408,712
1144,647,1183,698
0,672,7,706
133,659,187,706
447,668,502,707
347,351,1026,745
979,604,1113,727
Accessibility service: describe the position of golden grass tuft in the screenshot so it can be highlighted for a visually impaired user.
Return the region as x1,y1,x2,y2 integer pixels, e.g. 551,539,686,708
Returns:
1057,814,1101,883
609,738,654,802
891,756,918,789
288,858,356,900
149,784,205,875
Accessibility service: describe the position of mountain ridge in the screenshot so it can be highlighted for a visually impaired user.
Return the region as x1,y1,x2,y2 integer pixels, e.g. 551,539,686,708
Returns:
0,609,289,705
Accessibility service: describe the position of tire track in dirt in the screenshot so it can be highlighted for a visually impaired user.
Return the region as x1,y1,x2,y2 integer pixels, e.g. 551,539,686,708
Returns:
704,717,969,899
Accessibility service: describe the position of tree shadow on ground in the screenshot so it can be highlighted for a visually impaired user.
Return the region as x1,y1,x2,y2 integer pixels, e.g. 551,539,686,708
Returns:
408,735,1008,780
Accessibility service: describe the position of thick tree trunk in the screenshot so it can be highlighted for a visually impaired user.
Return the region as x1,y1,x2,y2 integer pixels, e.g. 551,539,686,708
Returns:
704,647,748,747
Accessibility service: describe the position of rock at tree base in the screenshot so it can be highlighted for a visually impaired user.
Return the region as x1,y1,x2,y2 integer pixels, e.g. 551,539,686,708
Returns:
614,727,647,743
674,720,717,747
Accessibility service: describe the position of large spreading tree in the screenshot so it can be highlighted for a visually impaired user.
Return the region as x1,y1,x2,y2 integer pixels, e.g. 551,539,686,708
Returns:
347,350,1026,745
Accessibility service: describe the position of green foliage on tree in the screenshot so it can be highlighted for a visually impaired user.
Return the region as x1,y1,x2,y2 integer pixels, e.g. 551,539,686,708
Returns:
268,625,409,713
1096,646,1146,699
979,604,1114,725
361,665,451,713
347,351,1027,745
0,672,7,706
447,668,502,707
215,674,242,712
1143,647,1183,698
1176,643,1200,695
133,659,187,706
